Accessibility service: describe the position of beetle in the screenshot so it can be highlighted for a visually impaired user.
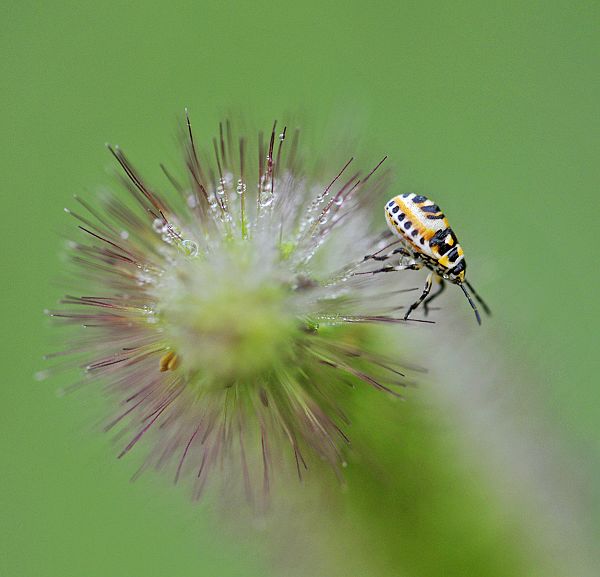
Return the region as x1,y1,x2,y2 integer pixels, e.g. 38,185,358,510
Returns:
361,193,490,324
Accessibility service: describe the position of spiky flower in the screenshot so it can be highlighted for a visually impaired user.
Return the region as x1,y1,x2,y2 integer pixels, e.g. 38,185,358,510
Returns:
44,113,425,499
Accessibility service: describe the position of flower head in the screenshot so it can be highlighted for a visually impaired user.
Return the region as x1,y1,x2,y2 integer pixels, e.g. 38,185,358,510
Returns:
44,113,423,500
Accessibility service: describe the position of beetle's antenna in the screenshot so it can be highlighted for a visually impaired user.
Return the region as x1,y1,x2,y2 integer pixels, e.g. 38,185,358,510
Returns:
459,283,482,325
465,280,491,316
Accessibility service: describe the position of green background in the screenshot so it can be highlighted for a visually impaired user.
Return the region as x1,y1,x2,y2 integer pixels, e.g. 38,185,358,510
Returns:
2,1,598,576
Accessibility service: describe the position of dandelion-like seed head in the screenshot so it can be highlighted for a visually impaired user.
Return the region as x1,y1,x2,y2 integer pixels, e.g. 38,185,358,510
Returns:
46,113,422,500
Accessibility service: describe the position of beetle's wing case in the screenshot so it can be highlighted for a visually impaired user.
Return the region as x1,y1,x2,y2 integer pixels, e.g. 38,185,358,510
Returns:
385,193,449,259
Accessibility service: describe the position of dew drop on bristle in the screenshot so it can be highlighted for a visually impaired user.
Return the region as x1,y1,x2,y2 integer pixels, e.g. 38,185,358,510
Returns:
181,239,199,257
136,272,154,286
153,218,165,233
259,193,274,208
142,305,157,324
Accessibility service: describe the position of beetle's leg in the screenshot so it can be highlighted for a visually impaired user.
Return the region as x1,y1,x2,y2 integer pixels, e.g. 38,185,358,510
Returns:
423,276,446,315
365,247,413,262
404,271,434,320
362,239,411,262
353,262,422,276
465,280,491,316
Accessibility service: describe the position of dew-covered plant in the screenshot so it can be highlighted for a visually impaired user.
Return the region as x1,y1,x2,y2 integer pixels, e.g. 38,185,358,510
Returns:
43,113,426,499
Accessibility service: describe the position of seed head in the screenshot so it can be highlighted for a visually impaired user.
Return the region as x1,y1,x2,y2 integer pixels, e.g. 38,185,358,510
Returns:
44,113,424,500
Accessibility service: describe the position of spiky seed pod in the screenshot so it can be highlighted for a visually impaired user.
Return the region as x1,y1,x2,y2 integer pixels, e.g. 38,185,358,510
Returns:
43,113,425,500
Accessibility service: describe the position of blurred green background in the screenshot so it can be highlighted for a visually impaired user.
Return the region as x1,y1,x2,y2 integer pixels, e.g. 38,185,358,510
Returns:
2,1,599,576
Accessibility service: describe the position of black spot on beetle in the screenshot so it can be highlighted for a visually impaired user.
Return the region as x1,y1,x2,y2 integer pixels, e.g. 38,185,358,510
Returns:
446,246,459,262
431,228,449,243
413,195,427,203
411,229,419,237
392,205,399,214
451,260,466,276
398,213,405,221
430,228,452,255
404,221,411,230
421,204,441,213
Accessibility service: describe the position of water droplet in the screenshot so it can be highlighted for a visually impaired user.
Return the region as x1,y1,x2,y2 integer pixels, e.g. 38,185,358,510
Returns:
34,370,48,382
143,305,158,324
153,218,165,233
334,196,343,207
187,194,198,208
236,180,246,194
181,239,199,257
259,193,274,208
120,230,129,240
